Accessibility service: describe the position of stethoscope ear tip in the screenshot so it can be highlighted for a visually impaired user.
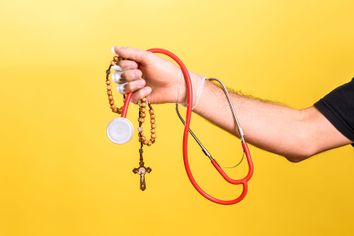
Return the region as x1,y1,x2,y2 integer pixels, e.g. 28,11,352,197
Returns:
106,117,134,144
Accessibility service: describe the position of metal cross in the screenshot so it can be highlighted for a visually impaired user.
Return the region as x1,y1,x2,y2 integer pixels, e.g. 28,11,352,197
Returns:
132,147,152,191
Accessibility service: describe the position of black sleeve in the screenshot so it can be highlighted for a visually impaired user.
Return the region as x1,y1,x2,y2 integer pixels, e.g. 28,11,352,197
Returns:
314,78,354,146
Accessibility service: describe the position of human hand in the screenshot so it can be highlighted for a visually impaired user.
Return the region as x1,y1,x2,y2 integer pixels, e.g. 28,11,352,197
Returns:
112,46,203,104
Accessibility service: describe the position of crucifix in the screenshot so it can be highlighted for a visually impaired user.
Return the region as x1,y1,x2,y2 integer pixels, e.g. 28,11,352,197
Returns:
132,146,152,191
105,57,156,191
131,98,155,190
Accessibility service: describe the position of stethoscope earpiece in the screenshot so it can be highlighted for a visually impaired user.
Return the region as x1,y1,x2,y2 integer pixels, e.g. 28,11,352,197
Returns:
106,117,134,144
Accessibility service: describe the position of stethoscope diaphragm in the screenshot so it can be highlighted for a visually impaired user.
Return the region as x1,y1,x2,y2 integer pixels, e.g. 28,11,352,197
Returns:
106,117,134,144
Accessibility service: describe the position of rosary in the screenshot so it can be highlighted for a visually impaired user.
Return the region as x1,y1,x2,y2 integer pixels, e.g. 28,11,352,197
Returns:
105,56,156,191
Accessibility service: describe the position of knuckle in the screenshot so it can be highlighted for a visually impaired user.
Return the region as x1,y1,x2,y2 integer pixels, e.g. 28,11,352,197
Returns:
125,79,144,92
125,82,132,91
124,70,142,81
118,60,127,68
119,60,137,70
121,70,134,81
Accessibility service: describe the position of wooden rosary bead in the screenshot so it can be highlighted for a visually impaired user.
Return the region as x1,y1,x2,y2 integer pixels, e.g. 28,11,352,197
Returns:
106,56,157,149
137,98,156,147
113,56,119,64
106,56,126,115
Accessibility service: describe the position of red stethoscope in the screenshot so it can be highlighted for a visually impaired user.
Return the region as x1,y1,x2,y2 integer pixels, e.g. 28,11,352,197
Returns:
106,48,254,205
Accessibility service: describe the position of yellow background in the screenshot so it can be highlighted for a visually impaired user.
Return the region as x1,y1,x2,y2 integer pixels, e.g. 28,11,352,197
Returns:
0,0,353,235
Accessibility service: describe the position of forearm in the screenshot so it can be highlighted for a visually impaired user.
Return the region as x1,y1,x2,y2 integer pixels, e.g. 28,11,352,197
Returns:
193,80,313,161
112,46,351,160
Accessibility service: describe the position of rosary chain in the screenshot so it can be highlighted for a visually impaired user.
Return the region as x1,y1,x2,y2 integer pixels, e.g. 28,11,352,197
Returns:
138,98,156,146
106,56,157,146
106,56,124,114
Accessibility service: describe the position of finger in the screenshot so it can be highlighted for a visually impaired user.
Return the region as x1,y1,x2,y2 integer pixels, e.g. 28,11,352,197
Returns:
112,65,122,71
115,77,128,84
121,69,143,82
117,83,127,94
118,60,138,70
113,46,151,63
124,79,146,93
112,71,123,83
131,86,152,104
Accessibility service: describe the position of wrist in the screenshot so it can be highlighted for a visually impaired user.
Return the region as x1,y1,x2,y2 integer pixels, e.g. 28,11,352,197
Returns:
177,71,205,107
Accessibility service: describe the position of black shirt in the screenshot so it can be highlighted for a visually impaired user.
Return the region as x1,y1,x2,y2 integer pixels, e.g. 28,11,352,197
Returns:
314,78,354,147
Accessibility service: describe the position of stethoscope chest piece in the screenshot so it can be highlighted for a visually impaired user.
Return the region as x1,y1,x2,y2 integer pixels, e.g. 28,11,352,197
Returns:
106,117,134,144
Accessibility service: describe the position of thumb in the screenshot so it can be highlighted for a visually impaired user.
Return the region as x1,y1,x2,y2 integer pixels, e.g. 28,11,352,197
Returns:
112,46,149,63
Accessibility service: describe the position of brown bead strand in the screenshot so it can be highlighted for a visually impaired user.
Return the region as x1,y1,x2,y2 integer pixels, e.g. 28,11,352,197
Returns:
138,98,156,146
106,56,124,114
106,55,155,190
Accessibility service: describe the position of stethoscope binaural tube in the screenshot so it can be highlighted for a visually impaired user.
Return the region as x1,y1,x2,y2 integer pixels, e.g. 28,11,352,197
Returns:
114,48,254,205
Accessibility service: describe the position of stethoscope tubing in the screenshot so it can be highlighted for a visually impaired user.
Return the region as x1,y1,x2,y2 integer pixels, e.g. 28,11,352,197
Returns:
121,93,132,118
118,48,253,205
